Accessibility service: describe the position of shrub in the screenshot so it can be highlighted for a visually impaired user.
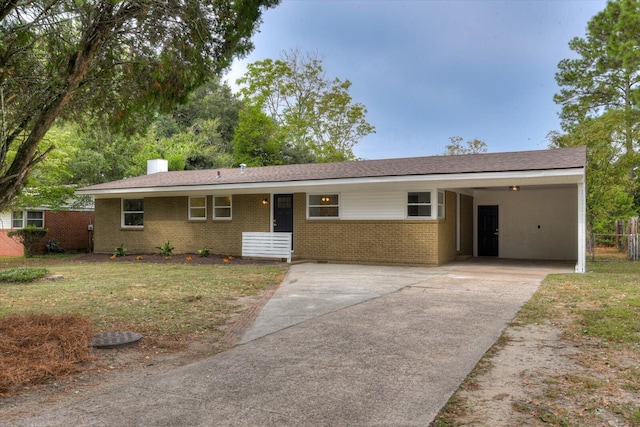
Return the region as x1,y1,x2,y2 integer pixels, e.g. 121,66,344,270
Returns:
0,267,48,283
156,240,174,257
7,226,48,258
197,246,210,257
113,243,127,257
46,238,64,254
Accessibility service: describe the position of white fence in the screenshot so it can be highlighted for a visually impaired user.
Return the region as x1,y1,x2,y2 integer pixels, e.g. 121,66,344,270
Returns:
242,232,292,263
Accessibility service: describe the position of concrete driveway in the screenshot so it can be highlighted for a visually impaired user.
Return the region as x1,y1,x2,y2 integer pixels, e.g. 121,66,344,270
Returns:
4,260,573,427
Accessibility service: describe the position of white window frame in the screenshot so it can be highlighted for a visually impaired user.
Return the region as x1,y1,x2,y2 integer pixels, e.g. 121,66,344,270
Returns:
11,211,24,228
11,210,44,228
188,196,207,220
213,196,232,220
407,191,433,218
437,190,445,219
122,198,144,228
307,193,340,219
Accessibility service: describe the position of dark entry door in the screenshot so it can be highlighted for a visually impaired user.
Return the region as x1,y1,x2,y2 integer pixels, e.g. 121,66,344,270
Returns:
273,194,293,247
478,205,499,256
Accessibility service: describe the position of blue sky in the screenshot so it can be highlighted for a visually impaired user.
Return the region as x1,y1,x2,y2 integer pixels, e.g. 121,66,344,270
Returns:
225,0,607,160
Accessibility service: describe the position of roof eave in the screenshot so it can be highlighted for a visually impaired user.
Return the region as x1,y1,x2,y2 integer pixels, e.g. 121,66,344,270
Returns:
76,167,585,198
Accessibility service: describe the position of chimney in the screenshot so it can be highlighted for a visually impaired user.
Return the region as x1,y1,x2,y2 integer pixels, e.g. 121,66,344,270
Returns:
240,163,247,173
147,159,168,175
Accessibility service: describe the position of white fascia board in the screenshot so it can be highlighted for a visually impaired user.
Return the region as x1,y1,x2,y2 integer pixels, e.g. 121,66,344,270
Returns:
78,167,585,198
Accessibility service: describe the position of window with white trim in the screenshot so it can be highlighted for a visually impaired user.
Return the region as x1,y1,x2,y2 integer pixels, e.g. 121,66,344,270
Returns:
11,211,24,228
437,190,445,219
11,210,44,228
308,194,339,218
26,211,44,227
189,196,207,220
213,196,232,219
407,192,431,217
122,199,144,227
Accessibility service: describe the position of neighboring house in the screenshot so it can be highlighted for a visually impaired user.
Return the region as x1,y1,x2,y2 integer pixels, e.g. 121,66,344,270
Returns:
76,146,587,272
0,203,95,257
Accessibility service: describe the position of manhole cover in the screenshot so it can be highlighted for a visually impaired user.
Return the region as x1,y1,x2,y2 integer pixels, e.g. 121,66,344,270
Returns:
90,331,142,348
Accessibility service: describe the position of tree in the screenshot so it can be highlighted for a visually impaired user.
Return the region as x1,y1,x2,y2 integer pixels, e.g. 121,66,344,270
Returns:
0,0,279,211
237,49,375,163
232,106,284,166
548,111,637,234
554,0,640,174
443,136,488,155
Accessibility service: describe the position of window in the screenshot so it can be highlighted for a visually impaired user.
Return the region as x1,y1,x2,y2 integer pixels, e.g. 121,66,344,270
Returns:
407,192,431,217
26,211,44,227
11,210,44,228
11,211,23,228
189,196,207,220
213,196,232,219
122,199,144,227
437,191,445,219
308,194,339,218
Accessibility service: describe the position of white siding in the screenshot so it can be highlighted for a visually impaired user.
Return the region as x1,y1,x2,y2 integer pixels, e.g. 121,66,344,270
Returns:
339,190,406,220
0,212,12,229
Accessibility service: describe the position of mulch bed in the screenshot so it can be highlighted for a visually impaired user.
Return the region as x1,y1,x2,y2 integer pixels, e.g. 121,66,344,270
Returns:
72,253,281,266
0,314,95,396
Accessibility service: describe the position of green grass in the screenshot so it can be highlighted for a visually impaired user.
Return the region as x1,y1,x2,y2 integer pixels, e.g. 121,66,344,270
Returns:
517,261,640,348
0,257,285,339
0,267,48,282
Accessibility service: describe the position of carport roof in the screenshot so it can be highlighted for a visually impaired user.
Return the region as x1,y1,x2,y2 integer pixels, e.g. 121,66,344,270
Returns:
77,146,586,193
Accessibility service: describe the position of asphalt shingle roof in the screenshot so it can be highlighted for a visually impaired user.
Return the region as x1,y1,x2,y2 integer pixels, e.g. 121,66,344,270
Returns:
78,146,586,192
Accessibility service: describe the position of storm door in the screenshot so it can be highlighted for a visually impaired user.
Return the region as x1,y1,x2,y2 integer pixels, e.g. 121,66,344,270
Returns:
478,205,499,256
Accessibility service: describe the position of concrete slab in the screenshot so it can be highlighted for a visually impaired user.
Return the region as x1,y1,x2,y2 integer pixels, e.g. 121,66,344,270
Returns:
3,260,574,427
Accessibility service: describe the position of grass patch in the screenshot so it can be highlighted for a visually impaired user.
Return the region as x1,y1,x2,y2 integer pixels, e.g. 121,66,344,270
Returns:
517,262,640,348
0,260,285,338
0,267,48,283
0,256,286,395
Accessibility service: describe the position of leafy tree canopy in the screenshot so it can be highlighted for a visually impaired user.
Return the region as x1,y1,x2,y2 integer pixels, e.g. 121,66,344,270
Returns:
237,49,375,163
548,111,637,234
0,0,279,211
554,0,640,229
443,136,488,155
555,0,640,162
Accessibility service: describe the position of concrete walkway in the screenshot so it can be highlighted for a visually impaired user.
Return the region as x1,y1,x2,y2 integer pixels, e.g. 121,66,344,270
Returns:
4,260,573,427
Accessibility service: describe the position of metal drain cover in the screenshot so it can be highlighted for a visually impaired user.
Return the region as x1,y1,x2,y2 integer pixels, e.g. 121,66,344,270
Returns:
90,331,142,348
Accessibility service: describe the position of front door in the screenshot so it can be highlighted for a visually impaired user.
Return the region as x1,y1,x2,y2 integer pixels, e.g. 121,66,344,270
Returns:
478,205,499,256
273,194,293,248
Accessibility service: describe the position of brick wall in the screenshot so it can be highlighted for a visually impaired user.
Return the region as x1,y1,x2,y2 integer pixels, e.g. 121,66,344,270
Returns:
3,210,96,256
294,192,448,266
0,231,25,257
94,191,461,266
93,194,270,255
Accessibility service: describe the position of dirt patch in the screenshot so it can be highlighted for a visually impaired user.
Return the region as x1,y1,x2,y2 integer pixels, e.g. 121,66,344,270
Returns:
72,252,280,266
439,322,640,426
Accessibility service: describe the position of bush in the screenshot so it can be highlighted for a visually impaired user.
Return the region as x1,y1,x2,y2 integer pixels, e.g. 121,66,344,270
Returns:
113,244,127,257
7,226,48,258
0,267,48,283
197,246,210,257
156,240,174,257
